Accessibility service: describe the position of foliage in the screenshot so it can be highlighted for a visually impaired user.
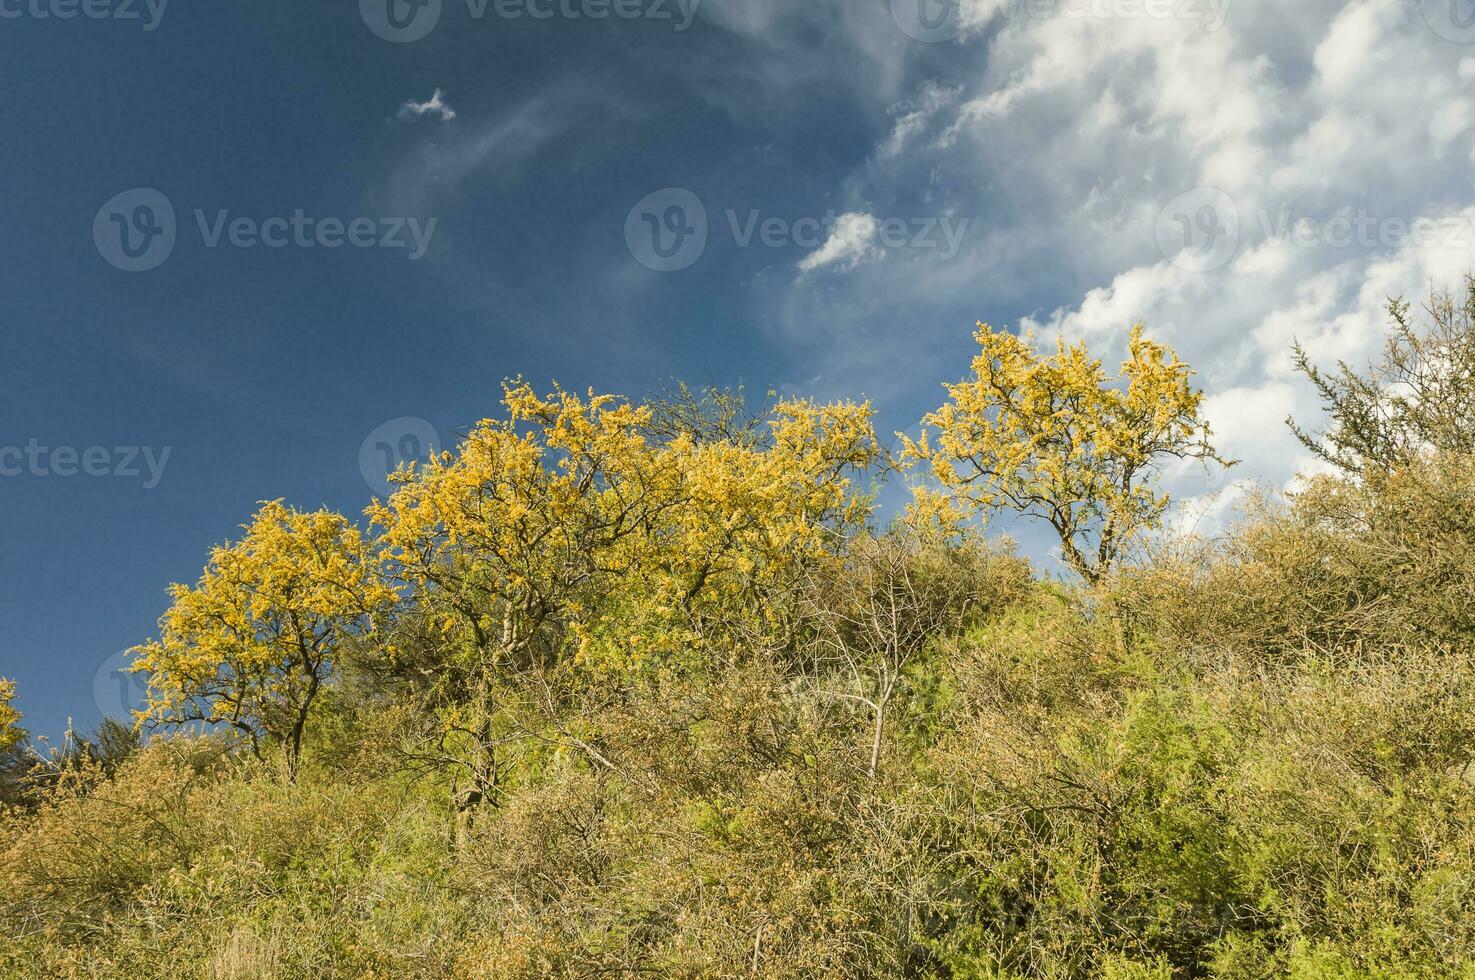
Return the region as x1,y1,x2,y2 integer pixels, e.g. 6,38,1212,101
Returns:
0,680,21,752
8,299,1475,978
129,500,393,775
1111,453,1475,660
906,322,1229,582
796,528,1029,776
1291,277,1475,475
368,380,879,673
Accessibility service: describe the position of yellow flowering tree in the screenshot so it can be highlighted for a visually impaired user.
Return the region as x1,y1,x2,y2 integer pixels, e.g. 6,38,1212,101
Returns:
130,500,393,776
368,380,879,672
368,381,673,672
0,679,22,751
906,323,1229,583
368,382,877,819
606,392,880,664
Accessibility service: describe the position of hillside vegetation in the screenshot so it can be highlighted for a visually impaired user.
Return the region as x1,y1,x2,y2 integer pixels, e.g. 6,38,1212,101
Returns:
4,287,1475,978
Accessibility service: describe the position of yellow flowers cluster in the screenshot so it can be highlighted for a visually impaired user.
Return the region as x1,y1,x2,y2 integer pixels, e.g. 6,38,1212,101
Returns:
905,323,1228,582
368,380,880,670
0,678,21,751
128,500,392,770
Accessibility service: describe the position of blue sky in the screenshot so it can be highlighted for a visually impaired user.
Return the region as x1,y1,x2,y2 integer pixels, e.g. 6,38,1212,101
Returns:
5,0,1475,739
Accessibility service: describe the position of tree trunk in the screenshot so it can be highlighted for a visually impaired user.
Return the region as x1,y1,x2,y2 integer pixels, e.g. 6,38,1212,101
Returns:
869,697,886,778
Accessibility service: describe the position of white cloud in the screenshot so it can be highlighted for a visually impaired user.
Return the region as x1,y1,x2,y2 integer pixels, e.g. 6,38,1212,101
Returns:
767,0,1475,506
398,88,457,123
799,212,883,273
383,96,565,219
884,84,961,157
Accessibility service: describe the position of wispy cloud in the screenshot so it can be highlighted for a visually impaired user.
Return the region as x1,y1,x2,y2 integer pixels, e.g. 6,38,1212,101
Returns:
799,212,882,273
398,88,457,123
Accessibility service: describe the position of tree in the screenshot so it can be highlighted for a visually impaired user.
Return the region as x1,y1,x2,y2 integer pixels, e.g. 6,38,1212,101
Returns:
632,389,880,662
129,500,391,777
905,322,1229,583
641,381,769,449
368,381,676,673
1290,278,1475,476
0,679,22,752
369,379,879,674
368,381,878,825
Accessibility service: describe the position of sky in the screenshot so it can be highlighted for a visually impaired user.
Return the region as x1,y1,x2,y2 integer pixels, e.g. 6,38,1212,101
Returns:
4,0,1475,740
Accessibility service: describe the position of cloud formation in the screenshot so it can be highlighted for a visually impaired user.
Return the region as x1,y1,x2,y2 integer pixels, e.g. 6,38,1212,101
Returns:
372,2,1475,534
761,0,1475,525
799,212,883,273
398,88,457,123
